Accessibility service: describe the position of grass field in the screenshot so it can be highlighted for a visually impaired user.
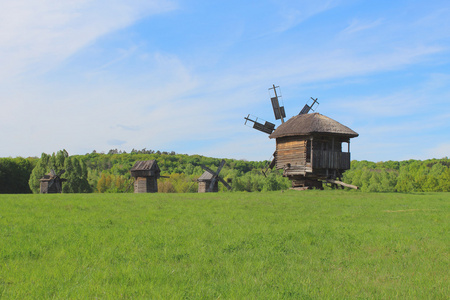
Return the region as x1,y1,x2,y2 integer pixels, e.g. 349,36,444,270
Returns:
0,191,448,299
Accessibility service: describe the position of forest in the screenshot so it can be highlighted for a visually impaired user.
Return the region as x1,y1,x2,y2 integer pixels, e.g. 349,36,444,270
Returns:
0,149,449,194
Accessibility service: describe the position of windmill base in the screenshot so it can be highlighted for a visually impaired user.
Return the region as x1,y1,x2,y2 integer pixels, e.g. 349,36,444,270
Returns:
134,177,158,193
290,178,324,190
288,176,358,190
198,180,219,193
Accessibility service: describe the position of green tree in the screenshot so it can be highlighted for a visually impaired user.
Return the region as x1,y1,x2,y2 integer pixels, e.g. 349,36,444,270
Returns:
0,157,35,194
28,153,52,194
262,174,280,191
29,151,91,193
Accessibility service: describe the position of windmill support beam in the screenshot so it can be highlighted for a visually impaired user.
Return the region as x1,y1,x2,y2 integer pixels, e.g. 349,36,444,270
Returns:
326,179,359,190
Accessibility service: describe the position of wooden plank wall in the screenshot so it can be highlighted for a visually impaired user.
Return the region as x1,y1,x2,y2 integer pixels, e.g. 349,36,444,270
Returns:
134,177,158,193
198,181,207,193
276,136,351,173
198,180,218,193
40,182,48,194
276,137,307,169
312,151,350,170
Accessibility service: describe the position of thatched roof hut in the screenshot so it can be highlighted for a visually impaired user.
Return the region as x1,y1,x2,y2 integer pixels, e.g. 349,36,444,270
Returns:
268,113,358,189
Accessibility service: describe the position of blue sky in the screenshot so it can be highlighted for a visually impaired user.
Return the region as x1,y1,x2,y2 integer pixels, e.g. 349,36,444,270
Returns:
1,0,449,162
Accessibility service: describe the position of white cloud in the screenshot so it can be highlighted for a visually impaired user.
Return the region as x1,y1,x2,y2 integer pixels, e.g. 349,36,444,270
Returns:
0,0,177,81
341,18,384,35
0,0,449,163
273,0,339,33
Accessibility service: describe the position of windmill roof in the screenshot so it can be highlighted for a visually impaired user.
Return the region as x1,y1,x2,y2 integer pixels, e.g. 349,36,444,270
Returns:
198,171,214,181
130,160,160,171
269,113,358,139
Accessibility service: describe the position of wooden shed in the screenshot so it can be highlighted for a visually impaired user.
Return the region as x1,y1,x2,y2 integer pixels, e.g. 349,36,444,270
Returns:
130,160,161,193
269,113,358,189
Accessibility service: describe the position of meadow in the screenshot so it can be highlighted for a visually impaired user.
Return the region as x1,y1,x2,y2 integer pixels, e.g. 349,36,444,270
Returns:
0,191,448,299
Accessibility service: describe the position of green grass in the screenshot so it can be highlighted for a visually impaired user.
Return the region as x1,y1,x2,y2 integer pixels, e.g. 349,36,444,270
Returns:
0,191,448,299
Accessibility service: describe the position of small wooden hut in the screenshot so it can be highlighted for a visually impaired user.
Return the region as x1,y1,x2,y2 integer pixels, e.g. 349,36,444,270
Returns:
130,160,161,193
39,173,67,193
197,171,219,193
269,113,358,189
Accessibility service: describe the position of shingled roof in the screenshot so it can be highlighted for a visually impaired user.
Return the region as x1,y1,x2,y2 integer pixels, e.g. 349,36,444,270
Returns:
130,160,161,178
130,160,159,171
269,113,358,139
198,170,214,182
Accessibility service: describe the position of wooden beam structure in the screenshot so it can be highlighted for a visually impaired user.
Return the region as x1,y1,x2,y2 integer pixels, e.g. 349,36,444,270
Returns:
326,179,359,190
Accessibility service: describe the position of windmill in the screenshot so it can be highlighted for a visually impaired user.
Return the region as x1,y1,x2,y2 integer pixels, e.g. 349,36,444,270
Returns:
244,84,359,190
198,159,232,193
39,169,67,193
130,160,163,193
246,84,319,175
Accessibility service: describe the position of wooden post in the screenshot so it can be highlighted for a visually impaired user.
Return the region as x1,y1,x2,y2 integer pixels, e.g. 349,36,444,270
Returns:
310,136,314,171
331,137,335,169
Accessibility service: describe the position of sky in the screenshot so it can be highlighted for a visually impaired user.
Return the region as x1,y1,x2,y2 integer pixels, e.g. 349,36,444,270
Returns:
1,0,449,162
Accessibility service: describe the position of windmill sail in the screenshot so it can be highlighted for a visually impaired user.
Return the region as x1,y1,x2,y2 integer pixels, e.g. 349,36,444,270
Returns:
269,84,285,122
244,115,275,134
299,97,319,115
200,160,231,192
271,97,286,120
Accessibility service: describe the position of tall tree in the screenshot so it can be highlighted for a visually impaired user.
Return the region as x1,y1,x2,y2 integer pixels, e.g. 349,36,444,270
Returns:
28,153,51,194
28,150,91,193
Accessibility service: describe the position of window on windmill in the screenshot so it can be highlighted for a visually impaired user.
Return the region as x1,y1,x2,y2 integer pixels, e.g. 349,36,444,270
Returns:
342,141,350,153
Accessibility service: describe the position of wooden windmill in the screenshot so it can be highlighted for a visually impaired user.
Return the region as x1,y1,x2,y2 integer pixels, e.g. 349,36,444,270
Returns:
245,84,359,190
130,160,161,193
39,169,67,193
198,159,232,193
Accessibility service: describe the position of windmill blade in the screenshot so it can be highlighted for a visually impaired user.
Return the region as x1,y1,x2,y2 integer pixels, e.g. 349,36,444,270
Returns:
299,97,319,115
202,160,227,192
55,181,62,193
269,84,285,123
201,165,218,192
215,160,226,176
50,169,56,177
207,175,218,192
218,176,232,191
201,165,215,175
262,157,276,177
47,178,55,193
201,160,225,176
262,152,277,177
271,97,286,120
208,160,226,192
57,169,66,176
299,104,312,115
244,115,275,134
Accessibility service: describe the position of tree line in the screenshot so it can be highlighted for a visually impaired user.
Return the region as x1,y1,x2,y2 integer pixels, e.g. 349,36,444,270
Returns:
0,149,449,193
343,159,450,192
